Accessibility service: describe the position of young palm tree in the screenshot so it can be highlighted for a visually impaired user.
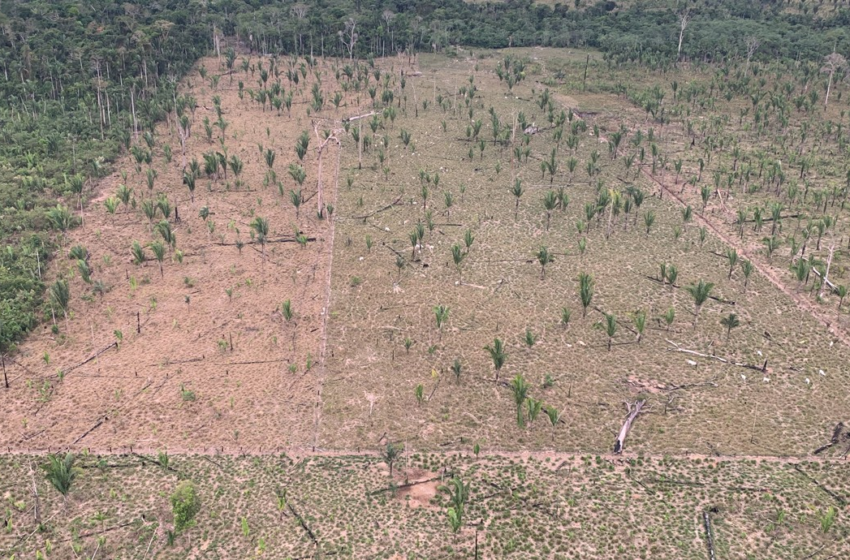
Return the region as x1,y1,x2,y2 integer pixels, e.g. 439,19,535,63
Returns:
104,197,119,223
395,255,405,282
440,477,470,534
183,172,197,202
511,178,523,220
726,248,738,279
662,307,675,330
451,244,465,282
42,453,79,499
833,284,848,310
579,272,594,317
264,148,276,170
595,312,617,351
433,305,450,340
543,190,557,230
484,338,507,380
720,313,740,339
444,191,454,217
685,279,715,328
150,240,166,278
545,405,561,439
560,307,572,328
630,188,645,224
154,190,171,217
141,199,157,223
665,266,679,300
229,155,244,183
131,241,146,266
557,188,569,212
66,174,86,219
288,163,307,190
47,205,75,244
741,260,754,288
116,184,132,209
380,442,403,478
763,236,780,261
633,309,647,343
76,260,92,284
644,210,656,235
50,279,71,321
250,217,270,259
510,374,530,427
156,220,176,248
289,190,303,218
526,397,543,425
535,246,554,280
460,227,474,250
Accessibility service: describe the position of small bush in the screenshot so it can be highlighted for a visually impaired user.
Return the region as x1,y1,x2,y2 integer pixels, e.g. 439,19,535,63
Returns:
170,481,201,532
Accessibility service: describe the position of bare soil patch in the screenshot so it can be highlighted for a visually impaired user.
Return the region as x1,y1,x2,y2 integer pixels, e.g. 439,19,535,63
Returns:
1,56,350,451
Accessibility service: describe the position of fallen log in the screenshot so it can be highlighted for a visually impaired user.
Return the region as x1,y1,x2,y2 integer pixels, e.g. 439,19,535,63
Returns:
288,501,319,546
813,422,846,455
60,342,118,378
346,111,376,122
703,510,717,560
72,416,108,445
793,465,847,506
367,474,446,496
351,194,403,220
665,340,767,372
614,400,645,454
213,236,316,246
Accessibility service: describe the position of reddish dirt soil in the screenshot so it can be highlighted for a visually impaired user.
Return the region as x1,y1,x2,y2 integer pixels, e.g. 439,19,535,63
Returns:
1,56,353,452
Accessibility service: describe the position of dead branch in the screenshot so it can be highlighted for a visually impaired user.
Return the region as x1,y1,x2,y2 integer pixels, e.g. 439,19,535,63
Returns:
59,342,118,378
72,416,108,445
28,463,41,525
793,465,847,506
346,111,376,122
427,375,442,402
662,377,718,391
614,400,645,454
367,474,446,496
288,501,319,547
665,340,767,371
131,452,180,474
213,236,316,246
350,195,403,220
813,422,846,455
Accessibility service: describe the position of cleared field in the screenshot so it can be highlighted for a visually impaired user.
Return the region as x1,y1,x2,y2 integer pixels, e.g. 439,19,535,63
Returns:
1,452,848,559
3,48,848,461
1,45,850,560
318,50,850,456
0,56,347,451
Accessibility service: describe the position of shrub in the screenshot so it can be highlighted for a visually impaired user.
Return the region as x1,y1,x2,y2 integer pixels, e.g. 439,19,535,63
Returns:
170,481,201,532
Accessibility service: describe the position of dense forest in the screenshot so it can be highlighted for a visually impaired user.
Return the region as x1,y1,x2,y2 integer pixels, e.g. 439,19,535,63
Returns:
1,0,848,351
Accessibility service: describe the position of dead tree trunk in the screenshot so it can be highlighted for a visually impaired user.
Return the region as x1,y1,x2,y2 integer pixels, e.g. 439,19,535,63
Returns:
703,510,716,560
313,124,341,218
614,399,645,453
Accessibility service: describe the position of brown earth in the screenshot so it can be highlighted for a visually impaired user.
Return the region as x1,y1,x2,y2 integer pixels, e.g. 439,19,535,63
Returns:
1,55,354,452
